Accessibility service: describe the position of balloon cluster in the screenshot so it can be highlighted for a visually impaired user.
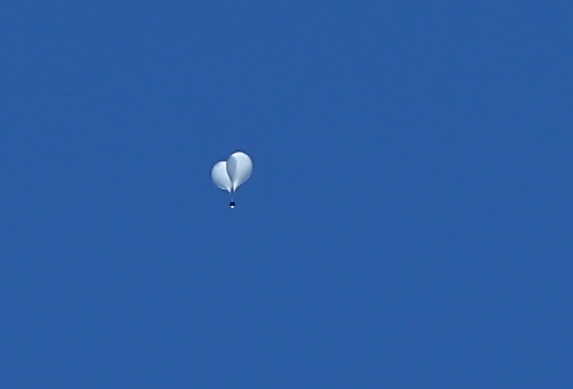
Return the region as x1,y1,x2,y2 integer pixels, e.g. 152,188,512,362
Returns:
211,151,253,207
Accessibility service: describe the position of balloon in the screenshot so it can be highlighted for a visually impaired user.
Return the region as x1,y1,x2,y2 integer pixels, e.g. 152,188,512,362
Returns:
227,151,253,191
211,151,253,194
211,161,232,192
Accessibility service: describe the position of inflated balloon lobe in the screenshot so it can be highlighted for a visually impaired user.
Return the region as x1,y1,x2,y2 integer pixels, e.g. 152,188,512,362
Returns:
226,152,253,192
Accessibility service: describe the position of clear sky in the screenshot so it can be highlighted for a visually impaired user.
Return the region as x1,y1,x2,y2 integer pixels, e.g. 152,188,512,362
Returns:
2,1,572,388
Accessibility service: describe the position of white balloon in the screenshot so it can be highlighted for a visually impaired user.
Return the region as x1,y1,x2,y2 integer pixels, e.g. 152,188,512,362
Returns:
211,161,232,192
211,151,253,194
226,151,253,191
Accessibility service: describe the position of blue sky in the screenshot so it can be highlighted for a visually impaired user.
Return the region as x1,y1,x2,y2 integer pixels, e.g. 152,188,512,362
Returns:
2,1,572,387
